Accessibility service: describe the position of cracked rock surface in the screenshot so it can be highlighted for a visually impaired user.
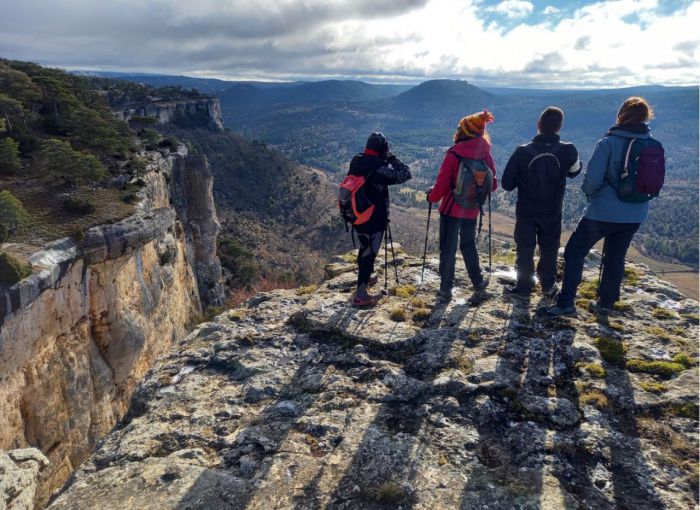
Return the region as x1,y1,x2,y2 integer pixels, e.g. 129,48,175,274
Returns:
48,250,699,509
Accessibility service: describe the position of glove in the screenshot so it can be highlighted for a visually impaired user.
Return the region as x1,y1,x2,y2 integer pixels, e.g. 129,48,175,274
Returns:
426,188,433,202
384,151,396,164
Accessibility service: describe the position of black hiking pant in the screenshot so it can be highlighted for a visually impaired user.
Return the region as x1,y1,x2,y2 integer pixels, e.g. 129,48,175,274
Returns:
513,214,562,291
558,218,640,308
357,230,384,287
439,214,484,292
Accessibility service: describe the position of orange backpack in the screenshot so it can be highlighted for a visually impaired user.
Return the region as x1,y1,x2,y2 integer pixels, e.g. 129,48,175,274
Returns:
338,173,375,226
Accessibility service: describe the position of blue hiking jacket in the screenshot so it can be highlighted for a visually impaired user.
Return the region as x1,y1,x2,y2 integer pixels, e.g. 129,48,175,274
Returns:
582,125,654,224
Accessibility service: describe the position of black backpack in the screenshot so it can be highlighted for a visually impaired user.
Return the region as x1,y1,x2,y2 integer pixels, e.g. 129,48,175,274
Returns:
521,143,565,201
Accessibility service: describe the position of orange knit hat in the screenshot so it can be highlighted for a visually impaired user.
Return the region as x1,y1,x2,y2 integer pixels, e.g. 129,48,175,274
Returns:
459,109,495,137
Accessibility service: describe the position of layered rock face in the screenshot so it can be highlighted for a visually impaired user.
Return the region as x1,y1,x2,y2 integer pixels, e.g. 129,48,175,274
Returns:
112,98,224,131
48,249,698,509
0,148,223,507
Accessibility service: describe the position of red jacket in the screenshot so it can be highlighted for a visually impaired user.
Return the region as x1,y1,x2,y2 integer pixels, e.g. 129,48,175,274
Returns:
427,137,498,219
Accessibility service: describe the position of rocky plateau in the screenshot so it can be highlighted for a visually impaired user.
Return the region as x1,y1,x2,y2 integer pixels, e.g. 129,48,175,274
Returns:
44,248,699,509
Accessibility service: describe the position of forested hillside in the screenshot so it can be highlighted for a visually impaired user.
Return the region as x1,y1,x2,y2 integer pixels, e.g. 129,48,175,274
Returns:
216,79,698,266
158,126,347,294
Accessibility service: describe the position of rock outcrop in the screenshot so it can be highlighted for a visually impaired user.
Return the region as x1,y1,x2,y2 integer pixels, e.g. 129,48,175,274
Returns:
48,249,699,509
112,98,224,131
0,147,223,507
1,449,49,510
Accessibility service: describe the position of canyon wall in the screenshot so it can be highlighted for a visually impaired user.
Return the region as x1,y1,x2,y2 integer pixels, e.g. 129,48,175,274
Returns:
112,97,224,131
0,147,223,507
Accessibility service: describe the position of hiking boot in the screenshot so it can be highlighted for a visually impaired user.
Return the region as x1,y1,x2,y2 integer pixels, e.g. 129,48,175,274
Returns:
436,289,453,303
367,275,379,287
468,290,490,307
588,299,612,316
541,283,559,297
351,293,380,308
542,303,577,317
473,277,489,292
504,284,532,297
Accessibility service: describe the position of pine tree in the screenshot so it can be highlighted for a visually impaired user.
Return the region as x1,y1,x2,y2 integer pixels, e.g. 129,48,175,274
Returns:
0,189,30,233
38,138,107,186
0,137,20,174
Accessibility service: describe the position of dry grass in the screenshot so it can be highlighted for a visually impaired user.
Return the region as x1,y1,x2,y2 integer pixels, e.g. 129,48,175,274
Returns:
389,308,407,322
580,390,609,409
652,308,677,320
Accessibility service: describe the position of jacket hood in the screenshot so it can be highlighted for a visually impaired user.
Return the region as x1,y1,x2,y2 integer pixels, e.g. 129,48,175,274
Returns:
606,124,651,139
451,137,492,159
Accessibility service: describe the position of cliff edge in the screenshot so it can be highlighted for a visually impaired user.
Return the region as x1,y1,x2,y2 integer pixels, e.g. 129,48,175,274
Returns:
47,249,698,509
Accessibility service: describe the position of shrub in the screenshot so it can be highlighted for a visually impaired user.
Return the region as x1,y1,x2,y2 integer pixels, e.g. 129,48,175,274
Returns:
63,196,95,215
158,136,180,150
389,308,407,322
139,128,161,150
594,337,627,366
0,224,7,243
0,251,32,285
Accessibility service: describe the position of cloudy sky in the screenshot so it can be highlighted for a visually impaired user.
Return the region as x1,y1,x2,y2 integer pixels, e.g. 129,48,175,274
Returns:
0,0,697,87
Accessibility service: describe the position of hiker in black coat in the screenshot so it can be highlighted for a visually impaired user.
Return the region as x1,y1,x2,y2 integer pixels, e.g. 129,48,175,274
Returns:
348,132,411,306
501,107,582,296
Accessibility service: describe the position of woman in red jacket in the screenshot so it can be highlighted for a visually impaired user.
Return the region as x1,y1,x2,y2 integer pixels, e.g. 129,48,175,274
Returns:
427,110,497,302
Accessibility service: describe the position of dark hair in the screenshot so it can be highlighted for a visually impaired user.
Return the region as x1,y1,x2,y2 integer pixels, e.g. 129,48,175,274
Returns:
538,106,564,135
617,96,654,126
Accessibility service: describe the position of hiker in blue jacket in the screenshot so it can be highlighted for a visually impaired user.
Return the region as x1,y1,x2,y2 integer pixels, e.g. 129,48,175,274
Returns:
546,97,661,317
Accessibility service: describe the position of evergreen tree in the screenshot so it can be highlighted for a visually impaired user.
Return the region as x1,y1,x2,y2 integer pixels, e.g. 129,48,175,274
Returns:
0,137,20,174
0,189,30,233
38,138,107,186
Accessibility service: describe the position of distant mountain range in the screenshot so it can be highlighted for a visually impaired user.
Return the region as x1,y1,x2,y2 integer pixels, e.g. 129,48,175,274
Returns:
83,71,698,266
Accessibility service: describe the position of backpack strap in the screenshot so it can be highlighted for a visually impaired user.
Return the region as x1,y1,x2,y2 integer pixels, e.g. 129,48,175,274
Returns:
621,139,636,179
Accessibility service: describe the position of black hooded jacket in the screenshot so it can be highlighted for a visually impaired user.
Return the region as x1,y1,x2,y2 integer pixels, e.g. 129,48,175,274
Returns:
347,153,412,233
501,133,582,216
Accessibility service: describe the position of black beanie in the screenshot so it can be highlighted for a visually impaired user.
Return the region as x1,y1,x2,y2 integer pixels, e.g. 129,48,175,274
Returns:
365,132,388,156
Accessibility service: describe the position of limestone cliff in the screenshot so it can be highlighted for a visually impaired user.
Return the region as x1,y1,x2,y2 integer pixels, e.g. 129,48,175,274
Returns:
112,97,224,131
0,147,223,507
47,248,698,509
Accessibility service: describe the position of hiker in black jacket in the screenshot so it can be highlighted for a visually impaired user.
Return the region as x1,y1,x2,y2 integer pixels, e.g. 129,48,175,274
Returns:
501,107,581,296
348,132,412,307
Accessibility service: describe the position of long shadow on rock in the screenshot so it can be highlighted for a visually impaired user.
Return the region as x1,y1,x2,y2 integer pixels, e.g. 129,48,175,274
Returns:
317,299,480,509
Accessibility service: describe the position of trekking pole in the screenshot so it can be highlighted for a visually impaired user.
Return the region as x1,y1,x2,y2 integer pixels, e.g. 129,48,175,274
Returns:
384,228,388,294
488,194,492,274
598,237,607,288
388,224,399,286
421,202,433,284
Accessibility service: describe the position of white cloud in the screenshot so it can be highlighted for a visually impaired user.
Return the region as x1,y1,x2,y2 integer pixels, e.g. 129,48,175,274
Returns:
0,0,697,87
542,6,560,15
486,0,535,19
